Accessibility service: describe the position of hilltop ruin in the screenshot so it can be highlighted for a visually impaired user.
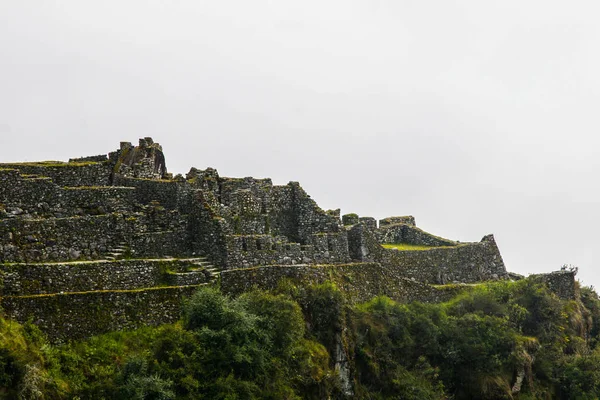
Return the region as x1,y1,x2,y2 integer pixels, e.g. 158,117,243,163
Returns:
0,138,570,341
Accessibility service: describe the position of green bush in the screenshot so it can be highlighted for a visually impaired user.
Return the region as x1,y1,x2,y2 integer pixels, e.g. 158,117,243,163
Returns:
2,278,600,399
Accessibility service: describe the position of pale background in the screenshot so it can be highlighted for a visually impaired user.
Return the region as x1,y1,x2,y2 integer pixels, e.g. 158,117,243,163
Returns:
1,1,599,286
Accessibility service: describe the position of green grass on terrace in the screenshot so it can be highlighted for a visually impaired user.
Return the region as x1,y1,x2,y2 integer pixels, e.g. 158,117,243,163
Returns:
382,243,455,251
3,161,102,167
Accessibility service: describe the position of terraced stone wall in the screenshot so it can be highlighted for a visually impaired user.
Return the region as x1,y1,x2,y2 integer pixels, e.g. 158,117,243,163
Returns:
375,223,457,247
0,214,127,262
379,235,507,284
220,263,464,304
0,258,209,295
0,169,137,217
348,224,507,284
129,230,190,258
1,285,199,342
0,162,111,187
112,175,191,210
0,212,189,263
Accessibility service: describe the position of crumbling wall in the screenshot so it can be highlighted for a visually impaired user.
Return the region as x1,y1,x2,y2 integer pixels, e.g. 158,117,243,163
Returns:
292,182,342,242
110,138,167,180
530,270,578,300
186,167,220,193
223,231,350,269
379,216,416,227
375,223,457,247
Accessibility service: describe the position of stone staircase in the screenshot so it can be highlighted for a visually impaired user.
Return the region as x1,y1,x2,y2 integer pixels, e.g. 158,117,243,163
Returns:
0,256,225,342
166,257,223,286
105,242,129,260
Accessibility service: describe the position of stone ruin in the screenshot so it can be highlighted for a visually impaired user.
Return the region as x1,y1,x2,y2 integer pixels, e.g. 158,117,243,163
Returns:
0,138,573,341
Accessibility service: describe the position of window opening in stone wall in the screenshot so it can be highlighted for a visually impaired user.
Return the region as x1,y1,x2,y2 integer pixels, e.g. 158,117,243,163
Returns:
256,240,262,250
242,238,248,252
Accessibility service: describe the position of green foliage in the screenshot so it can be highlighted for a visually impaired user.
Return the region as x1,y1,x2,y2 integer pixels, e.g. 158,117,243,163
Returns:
3,278,600,399
349,279,600,399
294,282,345,349
0,318,49,399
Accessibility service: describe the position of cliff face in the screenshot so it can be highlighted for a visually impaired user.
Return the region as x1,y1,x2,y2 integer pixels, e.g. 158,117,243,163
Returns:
1,137,566,342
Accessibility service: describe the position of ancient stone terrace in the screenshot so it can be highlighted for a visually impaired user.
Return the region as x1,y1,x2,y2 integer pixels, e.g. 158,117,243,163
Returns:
0,137,510,341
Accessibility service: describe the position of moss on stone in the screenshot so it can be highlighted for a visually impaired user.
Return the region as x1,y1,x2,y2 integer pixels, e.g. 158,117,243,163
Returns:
382,243,456,251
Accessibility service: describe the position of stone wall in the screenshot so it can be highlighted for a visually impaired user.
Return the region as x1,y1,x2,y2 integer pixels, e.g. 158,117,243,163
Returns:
0,137,518,343
292,182,343,242
1,285,200,342
0,168,137,217
0,258,209,295
347,222,387,262
112,175,190,210
109,138,167,180
220,263,465,304
69,154,109,163
347,224,373,261
347,225,507,284
530,270,578,300
187,190,228,266
268,184,298,240
375,223,457,247
0,212,189,263
379,235,507,284
342,213,360,226
223,231,350,269
61,186,138,214
379,216,416,227
129,230,190,258
219,178,270,235
0,161,111,187
0,214,127,262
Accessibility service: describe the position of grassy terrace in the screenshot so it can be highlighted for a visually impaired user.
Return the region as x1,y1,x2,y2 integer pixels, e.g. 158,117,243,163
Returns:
2,284,206,299
382,243,457,251
1,161,102,167
1,257,206,266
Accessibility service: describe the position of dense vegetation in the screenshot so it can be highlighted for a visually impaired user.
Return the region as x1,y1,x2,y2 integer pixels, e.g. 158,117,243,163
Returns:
2,277,600,399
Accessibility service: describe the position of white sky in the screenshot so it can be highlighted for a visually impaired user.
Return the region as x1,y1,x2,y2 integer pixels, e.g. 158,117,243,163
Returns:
1,1,600,286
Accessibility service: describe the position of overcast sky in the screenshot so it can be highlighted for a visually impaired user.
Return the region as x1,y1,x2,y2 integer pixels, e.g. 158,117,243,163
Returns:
1,1,599,286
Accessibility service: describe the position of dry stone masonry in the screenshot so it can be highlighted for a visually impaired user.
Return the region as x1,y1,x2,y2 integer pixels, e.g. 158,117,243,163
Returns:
0,138,572,341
